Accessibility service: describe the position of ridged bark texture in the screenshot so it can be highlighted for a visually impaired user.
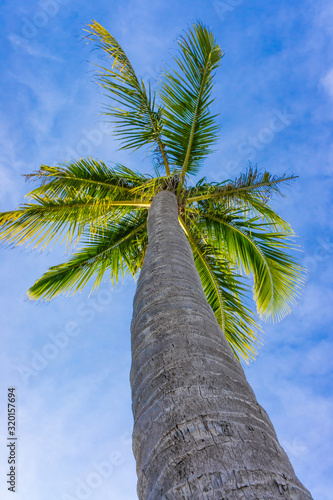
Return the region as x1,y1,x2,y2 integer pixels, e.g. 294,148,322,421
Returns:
130,191,312,500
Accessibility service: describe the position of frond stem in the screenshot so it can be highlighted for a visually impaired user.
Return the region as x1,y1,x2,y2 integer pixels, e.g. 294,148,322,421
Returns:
180,53,212,181
187,176,297,203
27,173,133,192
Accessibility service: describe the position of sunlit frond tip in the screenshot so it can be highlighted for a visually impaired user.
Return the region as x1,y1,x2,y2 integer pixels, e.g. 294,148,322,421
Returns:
84,21,170,174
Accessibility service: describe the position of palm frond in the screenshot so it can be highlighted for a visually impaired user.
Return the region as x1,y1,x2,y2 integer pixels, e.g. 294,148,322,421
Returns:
159,22,223,178
0,197,95,251
187,167,297,231
0,194,149,252
196,207,304,321
188,167,296,204
28,212,148,300
179,215,261,361
25,159,148,200
86,21,170,174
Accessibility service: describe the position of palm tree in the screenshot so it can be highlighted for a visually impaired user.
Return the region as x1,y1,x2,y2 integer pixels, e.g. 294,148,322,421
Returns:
0,21,312,499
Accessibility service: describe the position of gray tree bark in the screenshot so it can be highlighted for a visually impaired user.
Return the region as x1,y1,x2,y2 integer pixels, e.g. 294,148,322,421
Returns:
130,190,312,500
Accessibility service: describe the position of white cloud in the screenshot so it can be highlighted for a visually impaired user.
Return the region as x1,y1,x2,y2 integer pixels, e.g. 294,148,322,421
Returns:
321,68,333,97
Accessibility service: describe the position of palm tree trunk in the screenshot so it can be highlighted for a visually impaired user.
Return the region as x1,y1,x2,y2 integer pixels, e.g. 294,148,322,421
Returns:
130,190,312,500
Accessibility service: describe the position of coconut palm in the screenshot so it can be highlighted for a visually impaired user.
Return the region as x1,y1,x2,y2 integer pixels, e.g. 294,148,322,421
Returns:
0,21,312,499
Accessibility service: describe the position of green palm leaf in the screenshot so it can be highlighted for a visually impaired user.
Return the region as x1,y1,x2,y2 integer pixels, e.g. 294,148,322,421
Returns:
0,194,150,252
197,206,304,320
0,160,155,251
180,215,261,361
158,23,223,178
189,165,294,200
0,196,103,251
188,167,297,231
26,159,148,200
86,21,170,174
28,212,148,300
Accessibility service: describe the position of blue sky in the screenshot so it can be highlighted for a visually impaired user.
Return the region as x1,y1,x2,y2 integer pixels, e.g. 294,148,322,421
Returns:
0,0,332,498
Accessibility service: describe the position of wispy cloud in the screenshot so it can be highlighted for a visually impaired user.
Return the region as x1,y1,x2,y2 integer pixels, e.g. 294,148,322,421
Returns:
321,68,333,97
1,1,332,499
7,34,64,62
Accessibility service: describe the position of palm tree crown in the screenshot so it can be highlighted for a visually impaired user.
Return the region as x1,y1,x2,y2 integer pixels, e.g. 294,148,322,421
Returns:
0,21,303,361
